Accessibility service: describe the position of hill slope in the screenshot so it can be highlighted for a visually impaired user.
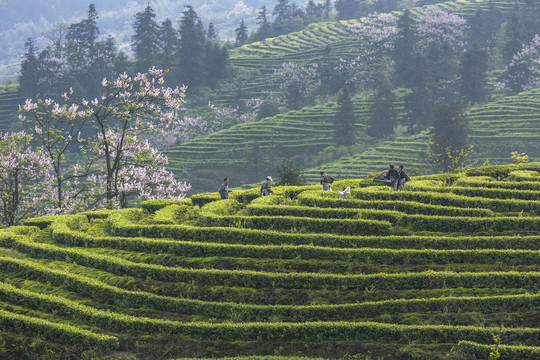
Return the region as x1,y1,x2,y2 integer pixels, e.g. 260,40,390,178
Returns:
306,87,540,182
1,162,539,359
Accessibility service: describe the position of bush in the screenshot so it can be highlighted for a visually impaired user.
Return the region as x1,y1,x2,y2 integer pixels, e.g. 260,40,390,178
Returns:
140,198,192,213
453,341,540,360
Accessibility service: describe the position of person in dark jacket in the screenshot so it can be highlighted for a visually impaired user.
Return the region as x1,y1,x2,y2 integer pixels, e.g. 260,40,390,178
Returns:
219,178,232,199
260,176,274,196
384,164,400,191
320,172,335,191
398,165,411,189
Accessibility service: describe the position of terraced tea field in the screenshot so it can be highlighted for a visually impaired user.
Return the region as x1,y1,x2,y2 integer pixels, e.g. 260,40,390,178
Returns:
0,86,24,133
224,0,523,104
1,163,539,359
304,87,540,183
164,94,389,191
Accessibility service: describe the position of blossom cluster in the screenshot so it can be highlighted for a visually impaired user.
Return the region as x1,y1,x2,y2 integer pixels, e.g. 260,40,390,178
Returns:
12,68,192,222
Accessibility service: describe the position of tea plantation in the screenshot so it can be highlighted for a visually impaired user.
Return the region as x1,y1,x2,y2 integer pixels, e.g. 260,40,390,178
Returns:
0,163,539,359
303,87,540,183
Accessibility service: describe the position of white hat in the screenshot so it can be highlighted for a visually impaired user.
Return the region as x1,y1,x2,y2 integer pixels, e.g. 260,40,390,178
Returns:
266,176,272,181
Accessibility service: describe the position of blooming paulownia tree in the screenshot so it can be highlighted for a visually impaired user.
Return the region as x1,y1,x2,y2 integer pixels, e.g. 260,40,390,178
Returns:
271,62,319,110
88,131,190,208
21,67,190,210
502,34,540,93
0,132,52,226
348,13,398,88
20,94,90,213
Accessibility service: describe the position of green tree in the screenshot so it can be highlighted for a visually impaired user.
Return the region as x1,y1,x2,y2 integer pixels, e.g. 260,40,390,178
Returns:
255,6,271,40
426,101,473,173
207,22,218,41
502,12,525,65
132,4,160,73
235,20,248,47
306,0,323,22
392,10,416,88
334,87,356,146
276,154,305,186
65,4,99,72
273,0,292,21
18,38,39,99
324,0,332,17
158,18,178,76
368,82,396,138
403,53,433,131
177,5,207,87
460,42,488,104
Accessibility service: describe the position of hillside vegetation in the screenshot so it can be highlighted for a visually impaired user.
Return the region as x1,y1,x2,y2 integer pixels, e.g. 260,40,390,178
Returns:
303,87,540,182
0,163,539,359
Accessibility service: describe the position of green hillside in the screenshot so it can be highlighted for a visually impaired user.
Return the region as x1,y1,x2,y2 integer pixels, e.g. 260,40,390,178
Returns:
1,163,539,359
223,0,520,104
305,87,540,183
164,94,399,191
0,86,23,133
165,84,540,192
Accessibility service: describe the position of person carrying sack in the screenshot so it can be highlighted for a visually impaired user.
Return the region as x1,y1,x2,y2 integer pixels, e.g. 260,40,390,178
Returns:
384,164,400,191
320,171,335,191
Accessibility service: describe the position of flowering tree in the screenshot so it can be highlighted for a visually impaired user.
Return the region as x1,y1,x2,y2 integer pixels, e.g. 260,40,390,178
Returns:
348,13,398,89
416,6,468,53
88,132,190,208
0,132,52,226
502,34,540,93
20,94,92,214
88,67,186,206
152,99,261,149
21,67,189,210
271,62,319,110
416,6,468,100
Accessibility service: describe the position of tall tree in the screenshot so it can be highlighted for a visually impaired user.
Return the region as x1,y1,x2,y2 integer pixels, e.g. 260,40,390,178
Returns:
207,22,218,41
306,0,323,22
36,47,68,99
256,6,270,40
334,88,356,146
132,4,160,73
273,0,292,21
93,35,119,84
235,20,248,47
324,0,332,17
404,53,432,130
65,4,99,71
368,81,396,138
42,22,68,59
503,12,525,66
460,42,488,104
65,4,100,96
158,18,179,75
18,38,39,99
466,3,502,49
177,5,207,87
392,10,416,88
